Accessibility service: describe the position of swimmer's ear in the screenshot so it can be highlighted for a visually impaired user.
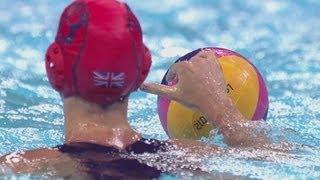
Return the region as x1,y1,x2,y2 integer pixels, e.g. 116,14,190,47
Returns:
45,42,65,92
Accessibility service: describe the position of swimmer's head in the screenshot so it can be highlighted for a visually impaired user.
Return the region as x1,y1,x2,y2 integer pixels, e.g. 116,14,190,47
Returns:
45,0,151,106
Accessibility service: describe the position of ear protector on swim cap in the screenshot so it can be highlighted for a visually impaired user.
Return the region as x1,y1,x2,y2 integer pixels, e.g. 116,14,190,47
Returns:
130,44,151,91
45,42,64,92
45,0,152,105
142,45,152,78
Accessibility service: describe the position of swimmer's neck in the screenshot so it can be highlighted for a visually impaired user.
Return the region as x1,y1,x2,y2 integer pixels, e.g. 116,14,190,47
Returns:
63,97,141,149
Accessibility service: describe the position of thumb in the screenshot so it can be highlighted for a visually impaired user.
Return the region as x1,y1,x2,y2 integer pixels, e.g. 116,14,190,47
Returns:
140,83,178,99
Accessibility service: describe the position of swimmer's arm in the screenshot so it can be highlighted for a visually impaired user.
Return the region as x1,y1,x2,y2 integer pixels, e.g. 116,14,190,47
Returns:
0,148,62,173
199,95,270,147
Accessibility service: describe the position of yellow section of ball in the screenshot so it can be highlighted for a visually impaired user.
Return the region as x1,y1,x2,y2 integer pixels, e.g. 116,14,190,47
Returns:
219,55,259,119
166,55,260,139
167,101,213,139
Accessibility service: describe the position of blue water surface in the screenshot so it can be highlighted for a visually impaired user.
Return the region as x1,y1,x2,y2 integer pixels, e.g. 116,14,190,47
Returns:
0,0,320,179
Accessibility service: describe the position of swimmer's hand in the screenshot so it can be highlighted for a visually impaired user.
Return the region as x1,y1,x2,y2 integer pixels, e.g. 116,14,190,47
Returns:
140,50,229,112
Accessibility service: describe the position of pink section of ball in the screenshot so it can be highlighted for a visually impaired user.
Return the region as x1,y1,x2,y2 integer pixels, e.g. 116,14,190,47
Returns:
252,71,269,120
157,76,178,134
157,96,171,134
208,47,239,58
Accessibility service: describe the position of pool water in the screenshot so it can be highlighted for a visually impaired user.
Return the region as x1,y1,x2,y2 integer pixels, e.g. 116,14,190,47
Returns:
0,0,320,179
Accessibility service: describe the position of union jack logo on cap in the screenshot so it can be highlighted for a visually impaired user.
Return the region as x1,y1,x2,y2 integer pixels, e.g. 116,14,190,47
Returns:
93,71,125,88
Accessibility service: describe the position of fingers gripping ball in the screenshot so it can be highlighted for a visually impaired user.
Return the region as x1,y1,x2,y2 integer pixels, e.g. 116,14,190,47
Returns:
157,47,269,139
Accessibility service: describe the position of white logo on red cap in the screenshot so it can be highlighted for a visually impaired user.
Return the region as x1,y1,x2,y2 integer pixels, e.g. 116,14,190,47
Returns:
93,71,125,88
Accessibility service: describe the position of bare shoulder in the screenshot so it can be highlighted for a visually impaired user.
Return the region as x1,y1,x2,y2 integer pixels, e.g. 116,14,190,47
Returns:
0,147,63,173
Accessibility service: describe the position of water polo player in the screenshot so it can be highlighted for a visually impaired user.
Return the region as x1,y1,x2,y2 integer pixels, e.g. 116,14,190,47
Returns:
0,0,275,178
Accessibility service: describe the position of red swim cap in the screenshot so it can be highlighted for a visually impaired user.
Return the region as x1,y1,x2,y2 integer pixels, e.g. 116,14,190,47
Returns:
45,0,151,105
